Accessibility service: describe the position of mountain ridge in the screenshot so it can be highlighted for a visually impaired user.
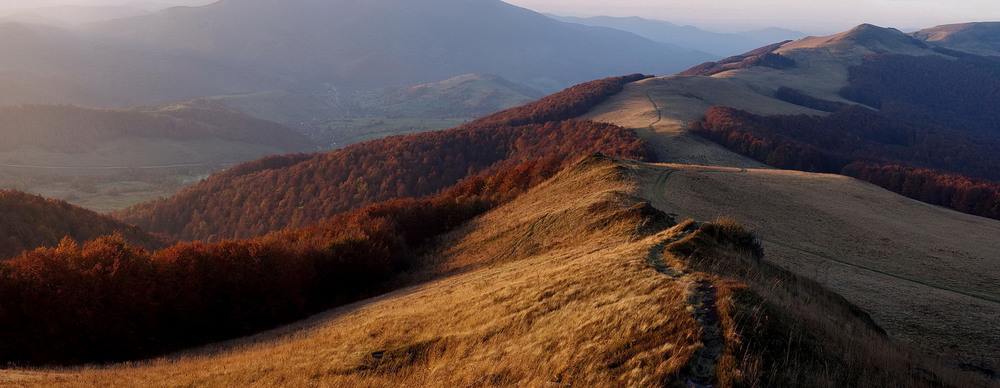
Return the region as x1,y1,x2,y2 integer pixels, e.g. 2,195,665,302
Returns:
912,21,1000,56
547,14,803,57
584,22,1000,372
0,189,164,259
80,0,709,97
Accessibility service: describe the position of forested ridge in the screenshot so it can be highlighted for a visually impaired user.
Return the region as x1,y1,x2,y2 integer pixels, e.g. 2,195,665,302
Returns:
0,189,165,259
840,53,1000,136
118,74,654,241
0,74,655,365
0,159,584,364
690,53,1000,219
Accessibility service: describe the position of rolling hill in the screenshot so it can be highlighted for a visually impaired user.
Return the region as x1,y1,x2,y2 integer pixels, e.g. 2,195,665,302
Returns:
0,102,310,156
210,73,543,141
85,0,709,94
354,74,544,119
0,189,164,259
1,156,991,386
586,23,1000,218
93,30,1000,378
582,22,1000,376
0,76,657,366
0,0,713,109
912,22,1000,56
0,100,312,212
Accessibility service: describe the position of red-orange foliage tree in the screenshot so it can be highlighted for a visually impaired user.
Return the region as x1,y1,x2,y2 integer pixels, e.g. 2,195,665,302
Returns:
842,162,1000,218
0,189,164,259
0,156,584,365
691,103,1000,219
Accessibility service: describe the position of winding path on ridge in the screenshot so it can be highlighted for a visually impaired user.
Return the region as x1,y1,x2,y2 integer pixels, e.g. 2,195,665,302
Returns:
640,89,674,158
630,81,768,169
647,227,722,388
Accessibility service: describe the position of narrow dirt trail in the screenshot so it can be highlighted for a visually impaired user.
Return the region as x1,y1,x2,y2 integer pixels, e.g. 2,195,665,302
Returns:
640,88,677,161
647,227,723,388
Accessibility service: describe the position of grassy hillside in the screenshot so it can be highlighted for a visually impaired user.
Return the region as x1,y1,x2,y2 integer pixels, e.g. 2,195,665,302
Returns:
582,35,1000,376
913,22,1000,56
363,74,542,118
1,156,988,387
689,51,1000,219
635,163,1000,373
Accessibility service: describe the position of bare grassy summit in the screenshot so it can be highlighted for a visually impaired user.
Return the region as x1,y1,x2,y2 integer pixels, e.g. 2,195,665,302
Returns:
1,155,989,387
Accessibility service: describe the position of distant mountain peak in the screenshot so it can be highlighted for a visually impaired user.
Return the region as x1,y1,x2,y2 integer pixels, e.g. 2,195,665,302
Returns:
779,23,930,55
913,21,1000,41
840,23,927,49
912,22,1000,56
77,0,708,98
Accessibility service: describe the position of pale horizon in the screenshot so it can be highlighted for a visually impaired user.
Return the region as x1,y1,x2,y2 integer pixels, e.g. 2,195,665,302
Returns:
0,0,997,35
504,0,999,34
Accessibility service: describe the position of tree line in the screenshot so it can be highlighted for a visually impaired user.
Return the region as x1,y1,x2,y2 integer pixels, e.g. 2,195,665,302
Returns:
691,105,1000,219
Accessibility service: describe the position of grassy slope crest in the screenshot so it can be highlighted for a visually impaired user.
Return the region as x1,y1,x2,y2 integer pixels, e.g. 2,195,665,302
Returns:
2,156,989,387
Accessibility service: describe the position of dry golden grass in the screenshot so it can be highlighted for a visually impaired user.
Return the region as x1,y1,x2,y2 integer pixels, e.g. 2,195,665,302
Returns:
638,163,1000,371
0,156,703,387
676,219,996,387
424,156,662,275
2,156,994,387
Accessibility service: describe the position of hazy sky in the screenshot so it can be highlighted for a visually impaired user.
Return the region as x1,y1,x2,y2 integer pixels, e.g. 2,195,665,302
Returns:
0,0,214,12
503,0,1000,33
2,0,997,34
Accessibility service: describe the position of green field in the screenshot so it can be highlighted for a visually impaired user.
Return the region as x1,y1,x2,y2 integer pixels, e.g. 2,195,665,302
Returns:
0,167,214,214
321,117,469,147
